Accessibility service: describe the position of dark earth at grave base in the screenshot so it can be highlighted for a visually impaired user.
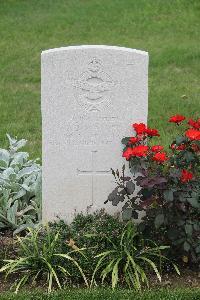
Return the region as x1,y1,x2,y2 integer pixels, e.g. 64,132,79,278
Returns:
0,271,199,293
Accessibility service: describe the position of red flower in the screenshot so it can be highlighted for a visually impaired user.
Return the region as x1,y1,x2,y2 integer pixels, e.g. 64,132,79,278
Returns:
146,128,160,137
180,169,193,183
188,118,200,130
131,145,149,157
151,145,164,152
122,147,133,161
169,114,186,124
132,123,147,135
185,128,200,140
152,152,168,163
128,137,140,144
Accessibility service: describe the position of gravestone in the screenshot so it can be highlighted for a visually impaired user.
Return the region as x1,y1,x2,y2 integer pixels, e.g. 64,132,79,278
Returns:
41,45,148,223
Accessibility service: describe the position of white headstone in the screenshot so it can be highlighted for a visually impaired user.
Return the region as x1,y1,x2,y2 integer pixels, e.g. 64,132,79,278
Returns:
41,45,148,223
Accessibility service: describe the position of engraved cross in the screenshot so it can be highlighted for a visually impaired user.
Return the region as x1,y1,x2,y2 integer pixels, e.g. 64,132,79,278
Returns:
77,150,111,206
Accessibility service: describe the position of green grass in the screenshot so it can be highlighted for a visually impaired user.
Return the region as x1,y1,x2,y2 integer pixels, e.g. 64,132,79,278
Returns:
0,288,200,300
0,0,200,158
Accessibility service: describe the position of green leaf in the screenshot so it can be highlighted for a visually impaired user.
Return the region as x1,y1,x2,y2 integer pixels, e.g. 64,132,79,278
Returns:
183,241,191,252
121,137,130,145
175,136,186,145
139,256,161,282
7,134,27,151
163,190,174,202
187,197,200,208
183,151,195,163
193,222,200,231
172,263,180,276
112,258,121,289
0,149,10,168
122,208,133,221
15,274,30,294
154,214,164,229
126,181,135,194
56,254,88,287
18,165,40,178
195,245,200,254
10,152,29,167
185,224,193,236
13,224,31,235
2,167,16,181
112,195,125,206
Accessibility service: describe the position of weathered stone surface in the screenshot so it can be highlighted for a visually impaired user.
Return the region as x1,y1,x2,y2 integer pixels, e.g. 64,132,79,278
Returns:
41,45,148,223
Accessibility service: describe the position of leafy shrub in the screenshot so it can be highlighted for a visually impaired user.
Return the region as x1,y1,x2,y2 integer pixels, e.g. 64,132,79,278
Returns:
0,135,41,234
0,212,179,291
91,221,178,290
106,116,200,266
0,226,88,293
0,212,123,292
49,210,125,281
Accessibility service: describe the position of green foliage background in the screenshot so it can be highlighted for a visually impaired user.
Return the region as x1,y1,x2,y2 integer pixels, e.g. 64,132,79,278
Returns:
0,0,200,157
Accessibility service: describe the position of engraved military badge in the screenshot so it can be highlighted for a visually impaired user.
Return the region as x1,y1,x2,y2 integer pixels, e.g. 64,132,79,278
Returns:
73,58,115,112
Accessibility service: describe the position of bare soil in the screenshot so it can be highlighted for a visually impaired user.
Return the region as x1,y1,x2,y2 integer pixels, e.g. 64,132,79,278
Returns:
150,270,200,288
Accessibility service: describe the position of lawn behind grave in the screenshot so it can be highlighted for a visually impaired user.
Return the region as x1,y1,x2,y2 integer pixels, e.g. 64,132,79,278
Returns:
0,0,199,157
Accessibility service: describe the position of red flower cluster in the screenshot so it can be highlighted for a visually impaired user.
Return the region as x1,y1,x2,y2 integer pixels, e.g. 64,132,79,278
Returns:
132,145,149,157
152,152,168,163
132,123,160,137
128,137,140,144
180,169,193,183
146,128,160,137
123,115,199,166
151,145,164,152
132,123,146,135
169,115,186,124
188,118,200,130
168,114,200,141
185,128,200,141
122,147,133,160
122,145,149,160
123,123,165,162
185,117,200,140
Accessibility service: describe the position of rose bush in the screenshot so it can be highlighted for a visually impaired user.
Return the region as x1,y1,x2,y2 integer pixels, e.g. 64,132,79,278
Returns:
106,115,200,266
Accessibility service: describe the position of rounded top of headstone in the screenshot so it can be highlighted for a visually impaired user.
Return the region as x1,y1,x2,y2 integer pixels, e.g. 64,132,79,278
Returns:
41,45,148,56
